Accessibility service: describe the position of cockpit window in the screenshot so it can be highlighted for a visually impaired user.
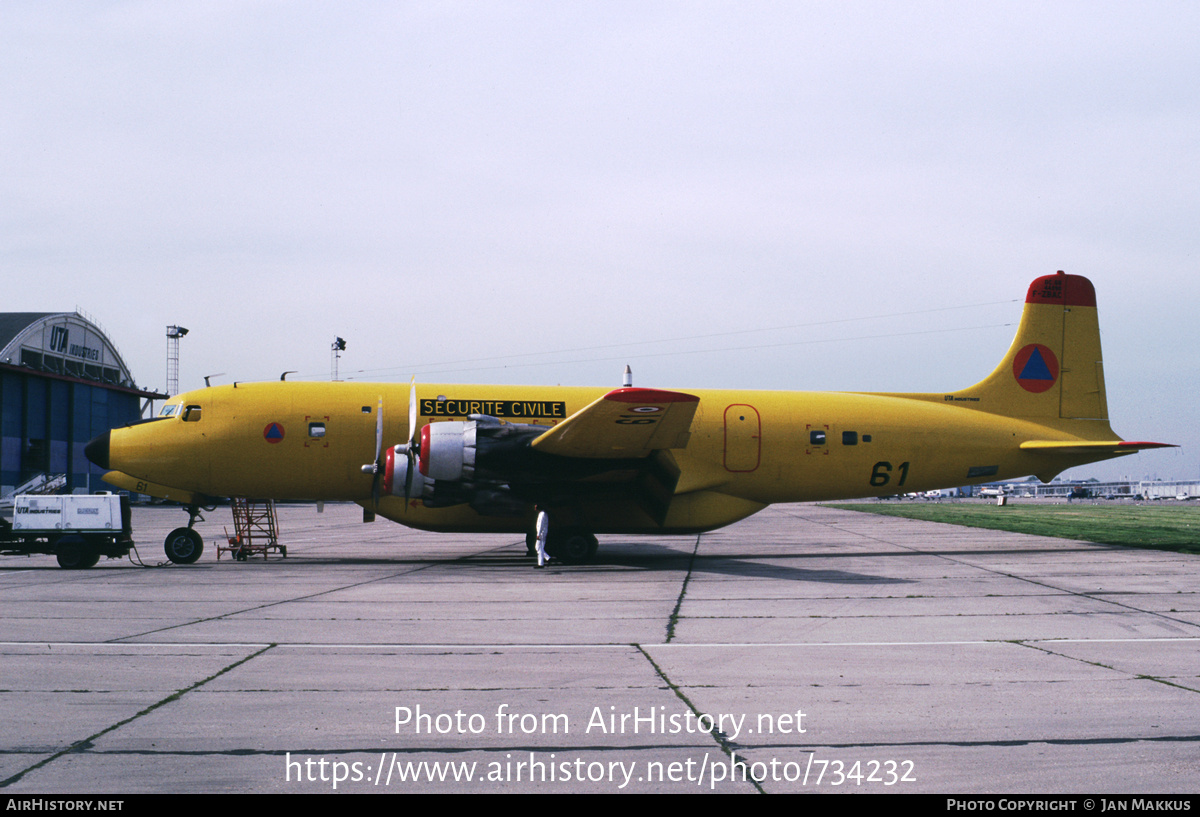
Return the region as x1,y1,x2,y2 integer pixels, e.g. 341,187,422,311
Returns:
182,405,202,422
160,404,179,417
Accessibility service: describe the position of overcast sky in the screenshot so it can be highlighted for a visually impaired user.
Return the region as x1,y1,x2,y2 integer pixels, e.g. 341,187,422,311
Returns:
3,1,1196,481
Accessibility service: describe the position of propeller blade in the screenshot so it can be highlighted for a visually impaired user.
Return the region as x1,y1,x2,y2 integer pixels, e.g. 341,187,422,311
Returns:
404,379,419,508
375,396,384,463
371,396,383,507
407,377,418,447
404,448,415,506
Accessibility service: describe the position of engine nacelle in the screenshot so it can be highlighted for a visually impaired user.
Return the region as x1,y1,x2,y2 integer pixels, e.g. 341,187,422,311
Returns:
382,416,551,515
419,421,477,481
382,444,427,499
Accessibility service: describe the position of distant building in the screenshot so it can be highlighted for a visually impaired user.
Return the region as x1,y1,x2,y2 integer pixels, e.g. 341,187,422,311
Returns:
969,476,1200,501
0,312,162,495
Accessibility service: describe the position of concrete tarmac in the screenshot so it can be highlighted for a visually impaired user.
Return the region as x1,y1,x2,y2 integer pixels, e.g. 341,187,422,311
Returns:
1,502,1196,794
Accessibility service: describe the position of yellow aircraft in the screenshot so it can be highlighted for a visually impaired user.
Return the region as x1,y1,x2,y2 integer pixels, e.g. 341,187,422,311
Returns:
86,271,1171,564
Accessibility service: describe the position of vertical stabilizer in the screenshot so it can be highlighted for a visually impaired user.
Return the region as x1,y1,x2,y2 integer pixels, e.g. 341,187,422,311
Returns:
951,271,1108,421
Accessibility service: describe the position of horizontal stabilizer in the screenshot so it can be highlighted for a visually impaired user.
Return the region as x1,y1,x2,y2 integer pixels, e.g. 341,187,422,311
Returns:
1020,440,1177,455
531,387,700,459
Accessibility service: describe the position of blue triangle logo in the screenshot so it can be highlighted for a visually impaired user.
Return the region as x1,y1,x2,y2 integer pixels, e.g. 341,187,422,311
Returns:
1018,348,1054,381
266,423,284,439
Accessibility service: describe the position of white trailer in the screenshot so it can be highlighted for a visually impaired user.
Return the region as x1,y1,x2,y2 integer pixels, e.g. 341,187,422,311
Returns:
1,494,134,569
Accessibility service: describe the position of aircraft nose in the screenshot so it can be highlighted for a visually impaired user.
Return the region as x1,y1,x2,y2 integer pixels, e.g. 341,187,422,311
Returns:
85,431,110,469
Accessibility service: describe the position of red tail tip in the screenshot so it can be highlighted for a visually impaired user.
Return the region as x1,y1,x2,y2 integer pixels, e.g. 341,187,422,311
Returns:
1026,271,1096,307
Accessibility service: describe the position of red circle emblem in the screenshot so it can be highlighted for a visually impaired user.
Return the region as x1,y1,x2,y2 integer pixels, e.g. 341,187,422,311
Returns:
1012,344,1059,393
263,422,285,443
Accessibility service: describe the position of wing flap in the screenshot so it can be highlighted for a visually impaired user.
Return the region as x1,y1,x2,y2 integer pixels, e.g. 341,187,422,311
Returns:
531,387,700,459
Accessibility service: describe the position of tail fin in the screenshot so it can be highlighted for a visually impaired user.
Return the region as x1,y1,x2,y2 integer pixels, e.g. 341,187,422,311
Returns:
939,271,1173,474
950,271,1108,422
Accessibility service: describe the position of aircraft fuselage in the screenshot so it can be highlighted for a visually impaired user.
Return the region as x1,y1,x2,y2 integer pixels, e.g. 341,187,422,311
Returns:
94,379,1118,535
85,272,1170,553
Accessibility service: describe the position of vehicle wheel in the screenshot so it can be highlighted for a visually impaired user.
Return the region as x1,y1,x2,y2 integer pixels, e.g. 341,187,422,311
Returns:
56,536,99,569
164,528,204,564
547,532,598,565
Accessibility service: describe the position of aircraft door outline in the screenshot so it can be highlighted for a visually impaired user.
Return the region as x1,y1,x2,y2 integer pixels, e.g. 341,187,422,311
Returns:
723,403,761,472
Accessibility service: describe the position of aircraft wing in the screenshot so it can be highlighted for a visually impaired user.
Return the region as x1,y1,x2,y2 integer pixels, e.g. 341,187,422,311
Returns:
530,387,700,458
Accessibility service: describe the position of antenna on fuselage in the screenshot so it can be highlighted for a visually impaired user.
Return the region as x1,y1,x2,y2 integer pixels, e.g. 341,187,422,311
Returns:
280,371,296,381
203,373,225,387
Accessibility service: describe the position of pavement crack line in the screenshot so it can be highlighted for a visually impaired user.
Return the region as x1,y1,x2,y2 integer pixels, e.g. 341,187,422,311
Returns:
110,540,519,643
635,643,766,793
1013,639,1200,694
781,507,1200,634
0,643,276,788
665,534,702,644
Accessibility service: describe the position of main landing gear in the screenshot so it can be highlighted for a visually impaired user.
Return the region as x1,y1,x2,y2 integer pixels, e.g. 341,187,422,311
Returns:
164,504,205,565
525,511,599,567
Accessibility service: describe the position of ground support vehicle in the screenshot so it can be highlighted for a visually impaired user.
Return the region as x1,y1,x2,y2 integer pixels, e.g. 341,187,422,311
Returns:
0,494,134,569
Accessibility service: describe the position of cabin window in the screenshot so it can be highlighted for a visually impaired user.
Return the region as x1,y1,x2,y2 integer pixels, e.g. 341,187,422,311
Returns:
810,430,826,445
361,406,371,414
862,434,872,443
843,431,858,445
309,422,326,438
182,405,202,422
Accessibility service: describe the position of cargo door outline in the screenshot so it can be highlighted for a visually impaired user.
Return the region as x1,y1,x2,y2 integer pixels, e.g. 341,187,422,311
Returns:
723,404,761,472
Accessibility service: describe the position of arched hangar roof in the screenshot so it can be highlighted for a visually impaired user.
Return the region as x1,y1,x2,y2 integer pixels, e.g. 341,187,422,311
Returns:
0,312,138,390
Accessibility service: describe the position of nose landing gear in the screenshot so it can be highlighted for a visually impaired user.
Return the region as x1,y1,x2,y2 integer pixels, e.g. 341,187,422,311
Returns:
164,504,205,564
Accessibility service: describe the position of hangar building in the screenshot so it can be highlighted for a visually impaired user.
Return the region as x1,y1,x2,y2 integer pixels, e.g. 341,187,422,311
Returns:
0,312,161,496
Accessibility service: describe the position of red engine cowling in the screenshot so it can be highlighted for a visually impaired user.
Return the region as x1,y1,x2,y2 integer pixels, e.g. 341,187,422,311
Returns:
382,420,479,499
382,444,427,499
418,421,478,481
381,417,545,516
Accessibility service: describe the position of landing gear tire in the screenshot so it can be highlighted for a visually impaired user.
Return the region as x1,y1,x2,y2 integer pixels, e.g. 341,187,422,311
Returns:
56,536,99,569
165,527,204,564
547,532,598,565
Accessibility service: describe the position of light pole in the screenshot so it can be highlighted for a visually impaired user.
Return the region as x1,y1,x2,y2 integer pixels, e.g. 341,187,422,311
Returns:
166,325,189,396
331,337,346,381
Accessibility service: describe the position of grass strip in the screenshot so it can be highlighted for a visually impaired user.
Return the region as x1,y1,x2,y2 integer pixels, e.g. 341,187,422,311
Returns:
823,502,1200,554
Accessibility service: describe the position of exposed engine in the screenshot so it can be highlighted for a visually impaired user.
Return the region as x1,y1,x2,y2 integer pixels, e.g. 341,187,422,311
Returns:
382,415,548,517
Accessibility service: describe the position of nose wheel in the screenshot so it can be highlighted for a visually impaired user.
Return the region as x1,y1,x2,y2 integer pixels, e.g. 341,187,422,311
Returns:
164,504,205,564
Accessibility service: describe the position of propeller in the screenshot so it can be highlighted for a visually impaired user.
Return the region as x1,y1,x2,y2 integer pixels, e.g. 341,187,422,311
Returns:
360,378,421,508
395,378,420,506
360,396,385,507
